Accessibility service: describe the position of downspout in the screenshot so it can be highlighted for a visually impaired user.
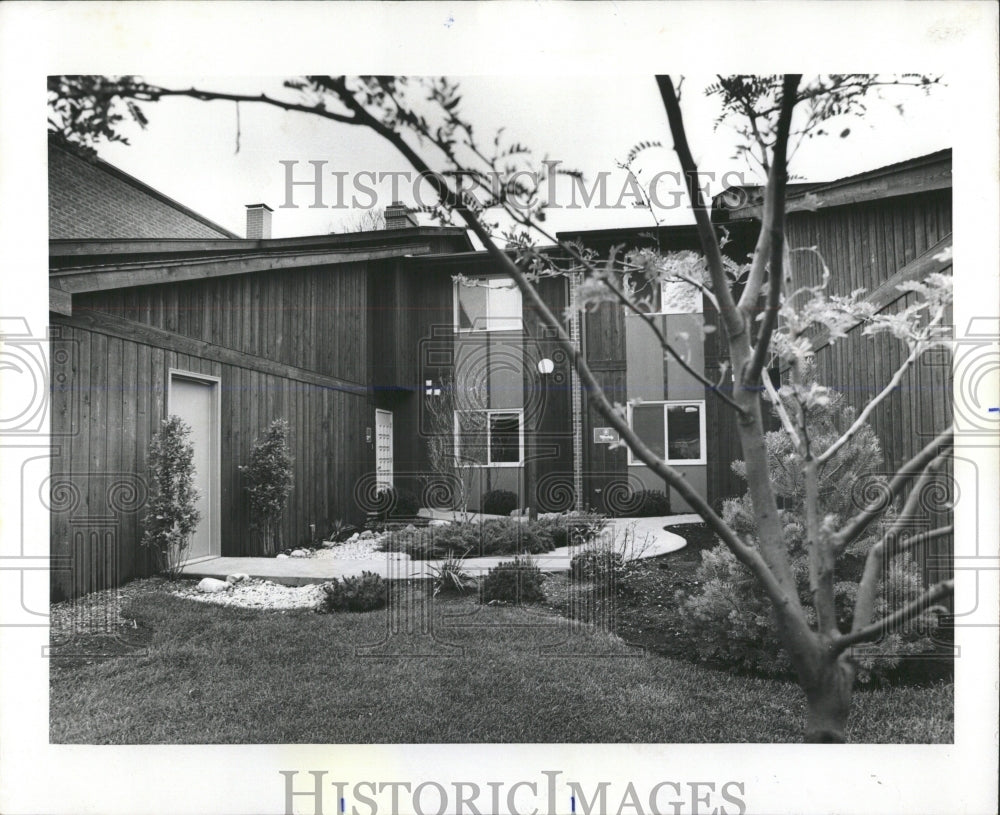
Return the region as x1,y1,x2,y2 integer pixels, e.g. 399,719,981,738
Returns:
569,271,584,511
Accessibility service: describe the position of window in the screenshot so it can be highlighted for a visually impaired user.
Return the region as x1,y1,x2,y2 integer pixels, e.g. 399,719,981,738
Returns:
454,409,523,466
455,276,523,331
623,272,704,315
627,401,706,465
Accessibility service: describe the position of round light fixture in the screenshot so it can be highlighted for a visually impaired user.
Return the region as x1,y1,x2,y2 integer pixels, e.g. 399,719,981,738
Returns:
537,358,555,375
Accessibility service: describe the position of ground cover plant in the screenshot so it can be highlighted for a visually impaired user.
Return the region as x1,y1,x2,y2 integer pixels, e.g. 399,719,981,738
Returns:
49,581,953,744
380,513,605,560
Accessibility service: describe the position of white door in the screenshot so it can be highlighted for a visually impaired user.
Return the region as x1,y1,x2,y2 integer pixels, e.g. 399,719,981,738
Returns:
375,409,394,490
169,373,220,561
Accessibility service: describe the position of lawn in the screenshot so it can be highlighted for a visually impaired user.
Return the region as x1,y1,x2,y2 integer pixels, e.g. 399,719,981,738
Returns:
49,578,953,744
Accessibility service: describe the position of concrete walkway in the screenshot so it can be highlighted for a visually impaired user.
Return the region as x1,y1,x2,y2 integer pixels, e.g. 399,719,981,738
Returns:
181,514,702,587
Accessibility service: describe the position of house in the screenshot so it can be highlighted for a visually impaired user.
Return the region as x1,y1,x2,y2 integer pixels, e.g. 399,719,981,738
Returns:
48,142,473,598
49,141,953,597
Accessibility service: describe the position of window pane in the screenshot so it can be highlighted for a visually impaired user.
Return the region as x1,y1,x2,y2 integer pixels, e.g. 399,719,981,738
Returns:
487,278,522,331
457,282,488,330
489,413,521,463
632,404,665,460
455,411,488,464
666,404,701,460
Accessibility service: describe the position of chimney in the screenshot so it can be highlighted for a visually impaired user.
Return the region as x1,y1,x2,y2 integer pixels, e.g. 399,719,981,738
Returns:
384,200,418,230
245,204,273,239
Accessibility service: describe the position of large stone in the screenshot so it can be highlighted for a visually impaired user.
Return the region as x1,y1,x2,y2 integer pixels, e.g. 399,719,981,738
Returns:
275,553,289,559
197,577,231,593
428,519,451,527
290,549,309,558
360,530,374,540
226,573,250,585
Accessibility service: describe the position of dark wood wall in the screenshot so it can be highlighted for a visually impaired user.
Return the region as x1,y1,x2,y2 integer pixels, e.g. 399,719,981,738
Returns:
51,261,377,599
784,190,954,583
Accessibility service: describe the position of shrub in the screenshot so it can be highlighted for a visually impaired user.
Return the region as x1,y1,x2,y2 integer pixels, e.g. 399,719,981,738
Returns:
633,489,671,517
382,517,557,560
321,571,387,613
241,419,294,556
678,390,939,683
570,548,625,583
480,557,545,604
141,415,201,579
482,489,518,516
429,551,475,597
378,486,420,519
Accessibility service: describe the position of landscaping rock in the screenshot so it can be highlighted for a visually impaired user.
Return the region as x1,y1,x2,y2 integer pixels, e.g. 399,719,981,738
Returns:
226,573,250,585
428,519,450,527
290,549,309,558
321,541,336,549
348,532,360,542
275,553,289,559
403,524,417,533
360,530,374,540
197,577,231,593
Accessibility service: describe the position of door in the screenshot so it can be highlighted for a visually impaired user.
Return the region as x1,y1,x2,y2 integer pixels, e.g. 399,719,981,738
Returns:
168,372,220,561
375,409,394,490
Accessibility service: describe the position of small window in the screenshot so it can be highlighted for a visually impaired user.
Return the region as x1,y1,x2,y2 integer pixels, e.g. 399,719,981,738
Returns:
627,401,706,465
455,276,523,332
455,409,523,466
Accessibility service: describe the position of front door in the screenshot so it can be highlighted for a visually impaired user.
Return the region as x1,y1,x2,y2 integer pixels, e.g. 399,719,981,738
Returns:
168,372,220,561
375,409,394,490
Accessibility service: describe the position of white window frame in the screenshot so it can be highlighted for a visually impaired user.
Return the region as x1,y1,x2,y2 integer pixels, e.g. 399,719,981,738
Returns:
626,399,707,466
453,408,524,467
453,275,523,333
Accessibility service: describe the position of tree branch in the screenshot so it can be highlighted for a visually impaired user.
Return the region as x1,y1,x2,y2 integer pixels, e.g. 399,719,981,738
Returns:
850,453,951,634
744,74,800,385
657,75,745,341
832,579,953,655
833,424,954,552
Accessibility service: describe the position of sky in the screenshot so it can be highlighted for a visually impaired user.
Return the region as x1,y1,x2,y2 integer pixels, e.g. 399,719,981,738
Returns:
91,75,955,240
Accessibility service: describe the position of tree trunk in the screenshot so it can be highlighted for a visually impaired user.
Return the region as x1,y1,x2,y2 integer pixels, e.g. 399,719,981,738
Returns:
803,657,856,743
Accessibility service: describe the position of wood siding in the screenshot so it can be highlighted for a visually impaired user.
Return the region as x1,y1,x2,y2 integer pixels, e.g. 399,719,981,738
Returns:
50,261,379,599
784,190,954,583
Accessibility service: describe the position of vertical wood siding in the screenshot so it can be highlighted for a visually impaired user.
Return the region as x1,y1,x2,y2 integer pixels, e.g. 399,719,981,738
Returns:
51,262,375,599
785,190,953,583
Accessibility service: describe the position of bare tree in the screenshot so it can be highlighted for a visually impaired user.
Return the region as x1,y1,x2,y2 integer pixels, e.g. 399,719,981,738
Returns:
337,207,386,233
49,73,952,742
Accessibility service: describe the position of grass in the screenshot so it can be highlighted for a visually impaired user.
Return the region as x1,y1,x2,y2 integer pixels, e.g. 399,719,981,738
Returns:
50,579,952,744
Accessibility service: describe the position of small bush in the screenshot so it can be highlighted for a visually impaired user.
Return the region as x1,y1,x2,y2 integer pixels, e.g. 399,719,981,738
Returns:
377,487,420,519
320,571,387,613
570,548,625,583
482,489,518,516
480,557,545,605
142,415,201,578
633,489,671,517
241,419,294,555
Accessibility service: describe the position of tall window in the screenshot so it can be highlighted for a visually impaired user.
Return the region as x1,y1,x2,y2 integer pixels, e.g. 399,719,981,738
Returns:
454,409,523,466
627,401,706,465
454,276,523,332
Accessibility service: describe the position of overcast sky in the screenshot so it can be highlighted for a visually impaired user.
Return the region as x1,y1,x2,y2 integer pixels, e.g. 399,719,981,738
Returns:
92,75,954,240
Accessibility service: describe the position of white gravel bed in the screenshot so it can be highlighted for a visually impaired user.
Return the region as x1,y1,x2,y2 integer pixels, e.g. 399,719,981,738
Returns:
171,578,326,610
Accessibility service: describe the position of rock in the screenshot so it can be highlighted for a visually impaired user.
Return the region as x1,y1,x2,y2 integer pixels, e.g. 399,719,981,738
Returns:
403,524,417,533
276,553,289,559
226,573,250,585
290,549,309,558
348,532,360,542
360,530,374,540
197,577,231,593
428,519,450,527
322,541,336,549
